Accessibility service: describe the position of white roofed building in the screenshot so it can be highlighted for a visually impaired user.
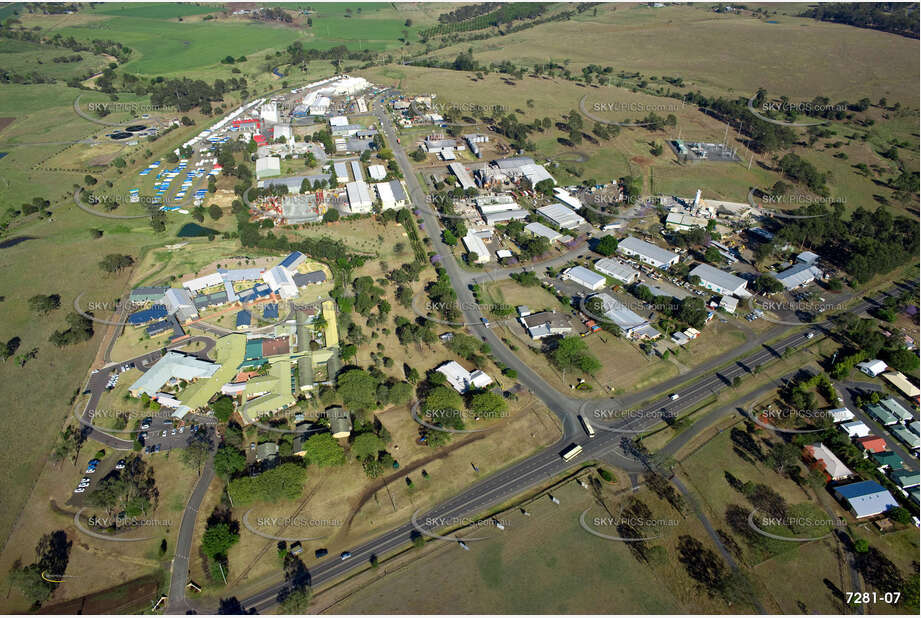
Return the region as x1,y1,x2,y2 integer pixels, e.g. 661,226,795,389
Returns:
263,265,298,299
617,236,679,270
594,258,639,284
690,263,748,297
255,156,281,180
463,233,490,264
368,164,387,181
436,361,493,393
562,266,606,291
537,203,586,229
345,181,373,214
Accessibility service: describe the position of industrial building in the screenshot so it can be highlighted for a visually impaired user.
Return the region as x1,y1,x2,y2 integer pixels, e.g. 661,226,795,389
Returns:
476,194,518,214
368,164,387,181
690,263,748,297
350,160,364,181
525,222,563,243
589,293,660,340
536,203,586,229
448,162,476,190
562,266,606,291
617,236,679,269
374,180,408,210
345,180,373,214
462,233,490,264
594,258,639,284
482,209,528,226
774,251,824,290
834,480,898,519
255,156,281,179
553,187,582,211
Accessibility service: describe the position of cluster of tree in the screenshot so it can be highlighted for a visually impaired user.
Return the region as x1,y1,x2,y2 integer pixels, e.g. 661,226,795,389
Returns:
417,369,508,447
628,284,709,329
228,462,308,504
336,368,412,415
28,293,60,314
8,531,71,605
800,3,919,38
0,26,132,62
350,417,394,479
500,220,551,260
51,53,82,63
85,455,157,517
21,196,51,215
447,332,492,366
436,3,500,23
774,205,918,284
831,312,918,377
284,41,375,69
778,153,828,194
250,7,292,23
98,253,134,274
546,336,601,375
48,312,93,347
148,77,225,114
421,2,549,39
201,508,240,583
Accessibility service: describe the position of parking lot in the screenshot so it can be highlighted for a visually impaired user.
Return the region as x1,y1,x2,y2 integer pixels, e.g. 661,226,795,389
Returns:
139,414,216,454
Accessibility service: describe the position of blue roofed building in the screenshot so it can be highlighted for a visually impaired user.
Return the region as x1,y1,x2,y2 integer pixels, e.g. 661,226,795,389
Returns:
127,304,168,325
834,480,899,518
236,310,252,329
263,303,279,319
280,251,306,270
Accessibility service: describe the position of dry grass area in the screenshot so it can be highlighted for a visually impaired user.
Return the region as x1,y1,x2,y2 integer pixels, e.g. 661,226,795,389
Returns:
0,440,196,612
193,393,561,603
323,473,747,614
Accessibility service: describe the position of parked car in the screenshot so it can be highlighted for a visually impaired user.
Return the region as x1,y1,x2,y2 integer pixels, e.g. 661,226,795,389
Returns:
115,459,126,470
315,548,328,559
250,442,256,452
141,418,152,429
154,444,162,453
73,487,85,493
161,430,168,438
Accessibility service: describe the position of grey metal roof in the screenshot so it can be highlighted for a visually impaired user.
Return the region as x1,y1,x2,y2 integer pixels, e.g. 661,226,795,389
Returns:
617,236,678,267
690,263,747,293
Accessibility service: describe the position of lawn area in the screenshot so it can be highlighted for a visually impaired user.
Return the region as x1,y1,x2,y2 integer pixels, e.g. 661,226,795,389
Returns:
326,475,746,614
0,439,195,612
191,392,562,603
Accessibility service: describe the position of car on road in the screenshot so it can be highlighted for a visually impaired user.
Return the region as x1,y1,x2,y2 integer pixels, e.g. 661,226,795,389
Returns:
250,442,256,452
340,551,352,560
806,332,815,339
669,393,680,400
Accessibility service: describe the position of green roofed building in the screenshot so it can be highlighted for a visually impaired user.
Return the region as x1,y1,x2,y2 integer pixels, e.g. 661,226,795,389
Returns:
297,355,314,391
871,450,905,471
241,360,296,422
181,333,247,411
877,397,914,423
866,402,899,426
891,469,920,490
889,425,920,450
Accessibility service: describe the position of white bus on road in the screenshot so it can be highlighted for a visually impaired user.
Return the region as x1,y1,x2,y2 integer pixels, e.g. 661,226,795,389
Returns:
561,444,583,461
578,414,596,438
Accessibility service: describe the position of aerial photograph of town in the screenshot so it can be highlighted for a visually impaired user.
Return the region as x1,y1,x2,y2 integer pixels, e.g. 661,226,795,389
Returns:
0,0,917,616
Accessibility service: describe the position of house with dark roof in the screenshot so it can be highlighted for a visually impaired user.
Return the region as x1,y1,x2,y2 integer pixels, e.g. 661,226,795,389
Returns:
236,310,252,329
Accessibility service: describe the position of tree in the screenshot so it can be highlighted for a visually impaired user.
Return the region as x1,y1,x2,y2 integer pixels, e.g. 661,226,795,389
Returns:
469,392,507,418
704,246,722,264
302,433,345,467
888,506,912,525
201,523,239,559
279,586,311,613
208,204,223,220
9,564,53,604
323,208,340,223
214,445,247,479
211,396,235,422
28,294,61,314
336,369,378,412
99,254,135,273
551,337,601,374
753,273,784,294
351,433,385,460
595,235,619,256
388,381,413,405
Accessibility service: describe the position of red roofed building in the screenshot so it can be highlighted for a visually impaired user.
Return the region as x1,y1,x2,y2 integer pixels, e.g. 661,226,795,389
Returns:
856,435,888,453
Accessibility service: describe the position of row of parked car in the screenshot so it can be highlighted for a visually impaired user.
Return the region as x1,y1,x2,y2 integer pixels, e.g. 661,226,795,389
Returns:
74,458,125,493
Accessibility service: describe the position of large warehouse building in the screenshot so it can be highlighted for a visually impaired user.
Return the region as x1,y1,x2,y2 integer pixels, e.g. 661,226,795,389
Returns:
537,203,586,229
617,236,680,270
690,263,748,296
